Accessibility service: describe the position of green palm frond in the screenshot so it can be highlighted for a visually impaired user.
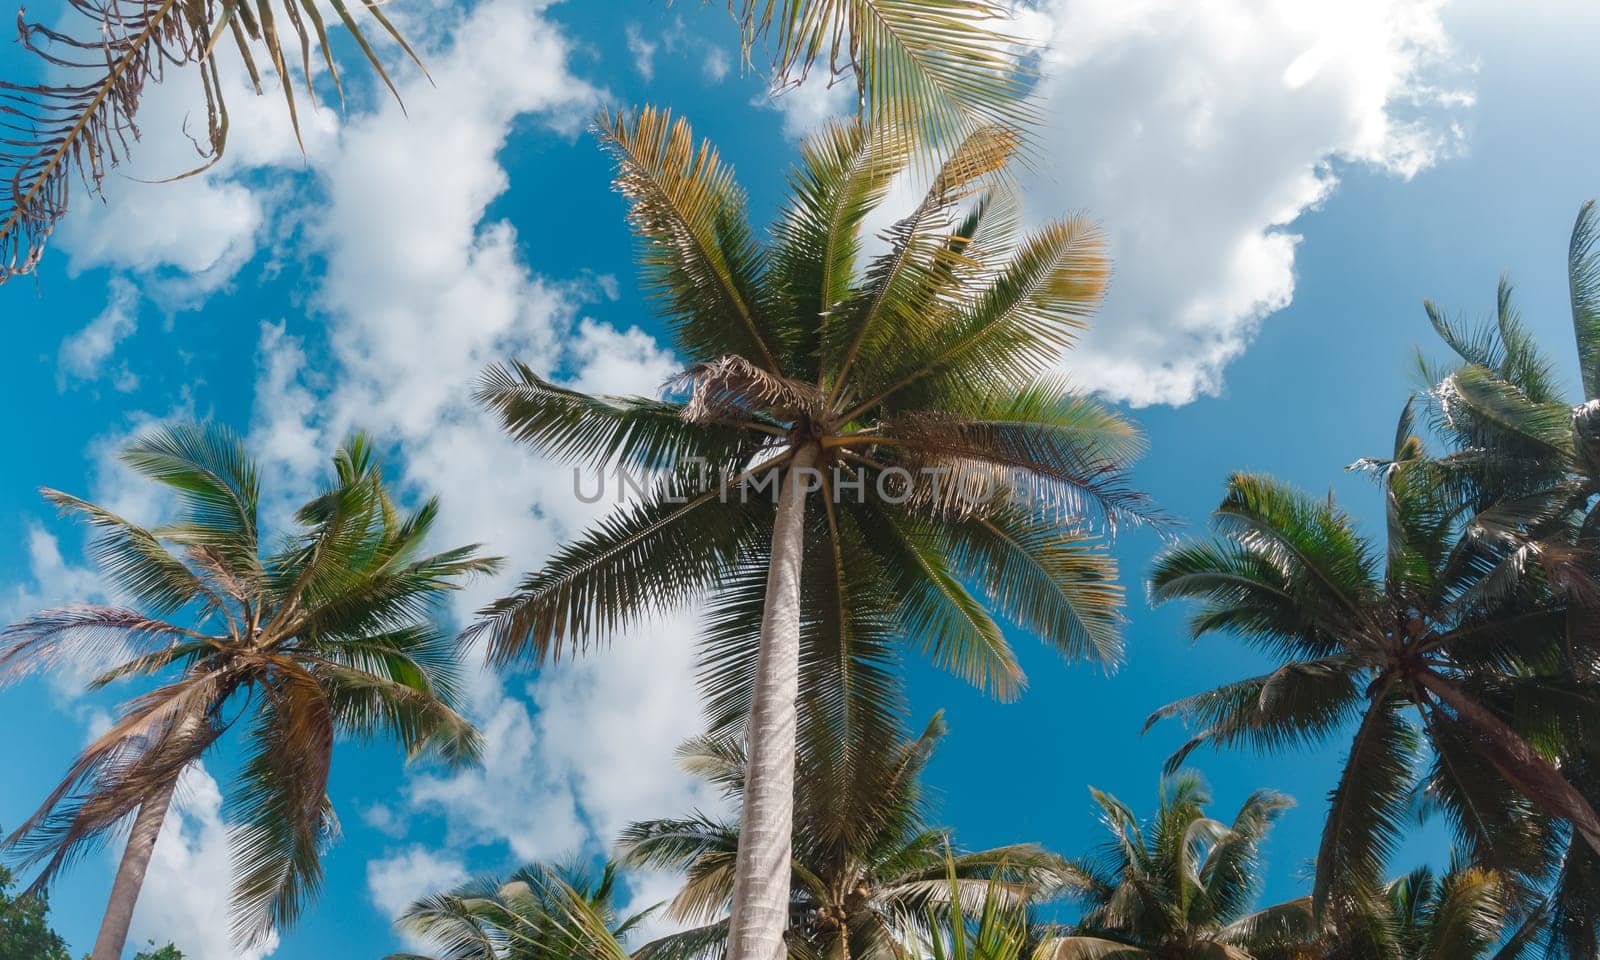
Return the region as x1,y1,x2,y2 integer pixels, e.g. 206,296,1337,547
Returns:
595,106,780,369
467,465,775,666
734,0,1036,146
1569,199,1600,402
477,361,755,469
1313,694,1420,924
940,508,1123,668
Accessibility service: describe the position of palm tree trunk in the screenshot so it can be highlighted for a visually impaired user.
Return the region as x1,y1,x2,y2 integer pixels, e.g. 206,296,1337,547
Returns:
727,443,820,960
90,778,178,960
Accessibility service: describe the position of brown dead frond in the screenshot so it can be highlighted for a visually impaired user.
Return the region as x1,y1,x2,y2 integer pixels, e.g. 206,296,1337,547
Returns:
0,0,421,284
675,354,827,425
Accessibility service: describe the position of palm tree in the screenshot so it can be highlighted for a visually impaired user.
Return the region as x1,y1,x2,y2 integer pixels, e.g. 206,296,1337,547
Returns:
730,0,1036,139
0,424,496,960
1404,199,1600,960
0,0,422,284
1034,773,1312,960
470,108,1152,960
620,712,1064,960
385,860,653,960
1326,862,1542,960
1145,404,1595,925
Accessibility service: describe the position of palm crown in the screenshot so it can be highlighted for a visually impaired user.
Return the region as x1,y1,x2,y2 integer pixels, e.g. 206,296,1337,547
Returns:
473,107,1152,716
620,713,1063,960
1146,411,1595,925
0,425,496,947
1329,862,1540,960
1037,773,1312,960
386,860,653,960
471,107,1151,960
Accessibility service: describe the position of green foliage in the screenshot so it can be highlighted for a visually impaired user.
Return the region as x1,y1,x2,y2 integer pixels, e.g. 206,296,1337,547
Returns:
385,861,648,960
132,943,185,960
0,424,499,950
474,108,1154,744
1037,774,1312,960
0,860,70,960
620,713,1065,960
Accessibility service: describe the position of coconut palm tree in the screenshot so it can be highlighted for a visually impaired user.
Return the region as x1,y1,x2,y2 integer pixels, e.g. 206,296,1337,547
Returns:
1034,773,1313,960
385,860,652,960
470,108,1152,960
620,712,1064,960
1145,403,1595,926
1405,199,1600,960
0,424,495,960
1325,862,1543,960
0,0,423,284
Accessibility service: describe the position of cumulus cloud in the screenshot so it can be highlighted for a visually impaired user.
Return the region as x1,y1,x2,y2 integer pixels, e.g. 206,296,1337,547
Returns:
366,846,472,920
51,39,337,303
196,0,720,936
763,0,1470,406
58,278,141,390
1020,0,1470,405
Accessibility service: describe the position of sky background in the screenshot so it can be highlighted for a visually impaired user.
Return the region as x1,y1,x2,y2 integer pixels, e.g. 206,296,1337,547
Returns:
2,0,1599,956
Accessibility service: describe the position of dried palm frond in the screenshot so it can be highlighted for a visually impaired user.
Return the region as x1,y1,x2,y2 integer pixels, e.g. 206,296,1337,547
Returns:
675,354,827,425
0,0,420,284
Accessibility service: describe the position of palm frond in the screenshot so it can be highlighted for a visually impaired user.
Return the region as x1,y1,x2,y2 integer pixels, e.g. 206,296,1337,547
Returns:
477,360,754,468
735,0,1036,146
1570,199,1600,402
1313,693,1420,924
595,106,780,371
0,0,415,284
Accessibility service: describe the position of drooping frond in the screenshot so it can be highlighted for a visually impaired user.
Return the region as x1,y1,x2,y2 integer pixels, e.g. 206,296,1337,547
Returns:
228,662,336,947
467,468,775,666
1313,693,1420,924
476,360,753,468
0,0,416,284
734,0,1036,147
3,673,225,887
938,507,1124,668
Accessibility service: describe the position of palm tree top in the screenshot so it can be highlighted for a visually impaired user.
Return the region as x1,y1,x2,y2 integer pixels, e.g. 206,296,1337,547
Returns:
471,108,1160,714
0,422,498,946
1040,772,1310,960
386,860,655,960
621,712,1066,960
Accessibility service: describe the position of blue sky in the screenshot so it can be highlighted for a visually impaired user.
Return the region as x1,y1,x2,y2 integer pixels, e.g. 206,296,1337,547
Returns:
3,0,1600,956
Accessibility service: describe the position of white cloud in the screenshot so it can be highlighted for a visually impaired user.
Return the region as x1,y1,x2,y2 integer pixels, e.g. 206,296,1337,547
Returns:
227,0,718,929
128,764,280,960
627,22,661,80
624,16,730,88
761,0,1470,406
1020,0,1470,406
58,278,141,390
366,846,471,921
52,38,338,303
702,46,731,84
